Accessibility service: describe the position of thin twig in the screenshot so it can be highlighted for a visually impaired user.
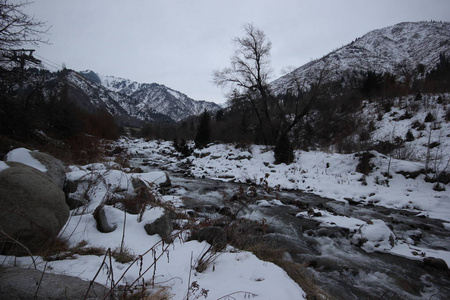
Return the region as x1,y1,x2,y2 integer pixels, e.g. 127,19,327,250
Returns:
0,227,37,269
217,291,258,299
186,251,193,300
34,261,48,299
108,249,114,300
84,247,111,300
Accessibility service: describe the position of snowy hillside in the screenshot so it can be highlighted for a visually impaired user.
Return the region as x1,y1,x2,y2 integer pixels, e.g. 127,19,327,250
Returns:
58,70,172,125
272,21,450,92
81,70,221,122
65,71,128,116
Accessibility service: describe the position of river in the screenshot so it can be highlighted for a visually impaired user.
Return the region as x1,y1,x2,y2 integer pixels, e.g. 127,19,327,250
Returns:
132,156,450,300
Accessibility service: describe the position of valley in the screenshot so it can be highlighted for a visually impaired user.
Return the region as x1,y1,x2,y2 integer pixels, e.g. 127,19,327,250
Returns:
1,15,450,299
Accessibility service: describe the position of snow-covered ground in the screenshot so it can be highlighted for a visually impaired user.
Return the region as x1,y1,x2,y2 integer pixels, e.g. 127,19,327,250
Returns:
120,135,450,266
1,148,306,299
1,91,448,298
186,143,450,223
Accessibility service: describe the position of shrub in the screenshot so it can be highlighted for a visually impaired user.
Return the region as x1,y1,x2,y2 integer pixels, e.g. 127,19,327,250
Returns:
411,120,422,129
274,133,294,164
173,138,193,157
415,92,422,101
405,130,415,142
433,183,446,192
424,112,435,123
356,152,374,175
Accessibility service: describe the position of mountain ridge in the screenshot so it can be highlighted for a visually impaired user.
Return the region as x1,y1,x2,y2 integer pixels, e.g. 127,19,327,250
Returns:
80,70,221,122
272,21,450,93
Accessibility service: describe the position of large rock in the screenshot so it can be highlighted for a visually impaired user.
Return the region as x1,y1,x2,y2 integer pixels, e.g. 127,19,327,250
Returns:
0,267,110,299
5,148,66,190
0,162,69,255
190,226,227,251
132,171,171,188
93,205,118,233
351,219,396,252
144,211,173,243
424,257,448,271
30,151,66,190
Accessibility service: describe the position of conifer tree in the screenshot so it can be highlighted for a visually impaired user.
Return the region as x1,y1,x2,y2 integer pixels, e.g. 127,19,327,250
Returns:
194,110,211,148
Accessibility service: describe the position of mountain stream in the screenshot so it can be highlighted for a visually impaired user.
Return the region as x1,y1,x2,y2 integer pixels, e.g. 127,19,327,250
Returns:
132,157,450,300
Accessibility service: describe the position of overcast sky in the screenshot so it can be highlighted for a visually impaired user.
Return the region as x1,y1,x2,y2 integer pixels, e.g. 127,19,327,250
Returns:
18,0,450,104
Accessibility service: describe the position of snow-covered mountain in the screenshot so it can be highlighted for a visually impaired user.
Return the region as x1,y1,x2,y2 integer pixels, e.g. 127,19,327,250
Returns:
55,70,171,126
80,70,221,122
272,21,450,93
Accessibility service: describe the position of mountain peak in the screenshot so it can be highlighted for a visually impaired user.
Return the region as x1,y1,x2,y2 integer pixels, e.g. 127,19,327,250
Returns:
80,70,101,84
79,70,221,122
272,21,450,93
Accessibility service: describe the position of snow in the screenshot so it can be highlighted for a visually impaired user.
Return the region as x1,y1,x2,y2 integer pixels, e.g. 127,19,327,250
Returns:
352,219,395,253
187,144,450,222
296,209,364,230
132,171,168,187
0,161,9,172
1,160,306,299
256,199,284,207
390,242,450,267
5,147,47,172
2,217,305,300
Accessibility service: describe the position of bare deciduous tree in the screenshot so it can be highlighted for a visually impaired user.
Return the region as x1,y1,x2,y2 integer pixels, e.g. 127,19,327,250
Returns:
213,23,327,163
213,23,275,144
0,0,49,49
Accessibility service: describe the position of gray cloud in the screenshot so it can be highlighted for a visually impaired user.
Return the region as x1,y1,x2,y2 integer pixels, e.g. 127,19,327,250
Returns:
17,0,450,103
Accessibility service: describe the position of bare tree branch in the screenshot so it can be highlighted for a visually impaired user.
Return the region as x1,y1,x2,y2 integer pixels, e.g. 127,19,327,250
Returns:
0,0,50,49
213,23,328,162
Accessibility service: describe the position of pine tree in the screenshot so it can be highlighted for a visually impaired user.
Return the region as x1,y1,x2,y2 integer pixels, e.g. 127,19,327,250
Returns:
274,132,294,164
194,110,211,148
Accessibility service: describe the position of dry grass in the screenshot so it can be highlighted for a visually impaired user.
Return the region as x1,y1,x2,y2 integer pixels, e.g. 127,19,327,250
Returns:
38,238,71,261
112,246,136,264
119,285,172,300
239,242,335,300
42,239,107,261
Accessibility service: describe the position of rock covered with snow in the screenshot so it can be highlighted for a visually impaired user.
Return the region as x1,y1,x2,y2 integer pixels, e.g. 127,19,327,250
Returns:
351,219,396,252
0,162,69,255
143,208,173,243
5,148,66,190
93,205,119,233
132,171,171,188
64,163,172,212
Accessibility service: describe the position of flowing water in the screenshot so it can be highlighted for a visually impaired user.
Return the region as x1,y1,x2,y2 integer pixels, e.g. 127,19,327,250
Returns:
132,157,450,300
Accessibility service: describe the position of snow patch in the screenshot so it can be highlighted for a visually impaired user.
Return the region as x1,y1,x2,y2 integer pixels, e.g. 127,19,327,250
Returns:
5,148,47,172
0,161,9,172
352,219,396,253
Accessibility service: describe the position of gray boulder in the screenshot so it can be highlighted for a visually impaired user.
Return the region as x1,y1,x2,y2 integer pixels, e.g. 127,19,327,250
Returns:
424,257,448,270
5,148,66,190
63,174,90,209
190,226,227,251
30,151,66,190
93,205,118,233
0,267,110,299
144,212,173,243
0,162,69,255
